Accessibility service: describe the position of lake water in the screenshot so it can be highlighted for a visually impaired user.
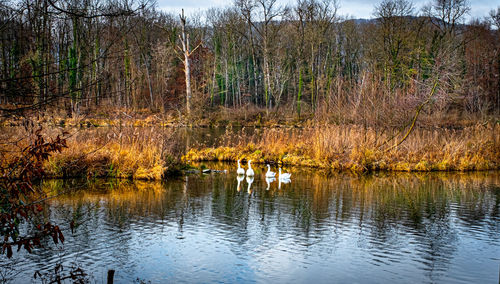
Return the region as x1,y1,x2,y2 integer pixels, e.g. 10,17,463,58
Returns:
1,167,499,283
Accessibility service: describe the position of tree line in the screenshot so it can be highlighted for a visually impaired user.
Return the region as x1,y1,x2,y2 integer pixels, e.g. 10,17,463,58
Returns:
0,0,498,124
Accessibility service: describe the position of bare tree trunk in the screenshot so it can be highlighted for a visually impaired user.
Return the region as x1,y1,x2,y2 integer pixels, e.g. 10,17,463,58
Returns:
251,41,259,105
143,54,154,110
180,9,192,117
263,49,271,110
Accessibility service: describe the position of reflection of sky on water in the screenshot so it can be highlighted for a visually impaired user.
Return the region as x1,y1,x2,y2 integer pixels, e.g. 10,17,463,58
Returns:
1,170,499,283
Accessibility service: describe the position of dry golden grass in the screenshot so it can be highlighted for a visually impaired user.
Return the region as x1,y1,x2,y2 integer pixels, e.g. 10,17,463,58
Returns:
47,126,191,180
45,140,166,180
183,124,499,172
1,105,303,128
0,125,187,180
1,121,497,180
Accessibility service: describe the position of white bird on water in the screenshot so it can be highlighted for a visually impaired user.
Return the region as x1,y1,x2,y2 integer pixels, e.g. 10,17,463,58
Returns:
246,160,255,176
265,164,276,178
237,160,245,175
279,167,291,180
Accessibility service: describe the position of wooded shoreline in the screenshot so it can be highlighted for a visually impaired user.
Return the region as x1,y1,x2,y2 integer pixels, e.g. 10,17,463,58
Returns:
2,121,496,181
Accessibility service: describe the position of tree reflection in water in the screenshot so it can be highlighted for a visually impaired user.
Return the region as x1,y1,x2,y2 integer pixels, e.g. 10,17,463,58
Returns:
2,170,498,283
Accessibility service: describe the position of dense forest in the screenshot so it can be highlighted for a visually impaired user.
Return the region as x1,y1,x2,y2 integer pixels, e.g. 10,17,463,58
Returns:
0,0,498,125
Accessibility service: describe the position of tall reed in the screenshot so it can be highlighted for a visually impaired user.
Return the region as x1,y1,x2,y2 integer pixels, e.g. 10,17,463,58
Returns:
184,124,499,172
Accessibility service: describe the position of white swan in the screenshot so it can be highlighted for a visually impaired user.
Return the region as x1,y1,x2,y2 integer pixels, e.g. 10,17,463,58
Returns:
237,160,245,175
246,160,254,176
265,164,276,178
279,167,291,180
246,176,254,194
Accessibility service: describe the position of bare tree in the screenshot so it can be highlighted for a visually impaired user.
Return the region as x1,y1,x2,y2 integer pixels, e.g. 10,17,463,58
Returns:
178,9,202,117
235,0,288,110
373,0,416,90
490,7,500,113
0,0,497,123
424,0,470,37
491,7,500,28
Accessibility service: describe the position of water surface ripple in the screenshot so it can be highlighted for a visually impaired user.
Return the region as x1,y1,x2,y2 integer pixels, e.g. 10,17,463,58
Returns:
1,169,499,283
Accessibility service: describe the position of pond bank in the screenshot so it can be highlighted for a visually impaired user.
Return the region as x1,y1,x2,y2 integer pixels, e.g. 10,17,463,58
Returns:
38,124,498,180
2,123,497,180
183,124,499,173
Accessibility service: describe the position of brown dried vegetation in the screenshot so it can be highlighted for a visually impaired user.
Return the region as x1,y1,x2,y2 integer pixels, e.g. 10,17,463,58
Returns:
184,124,499,172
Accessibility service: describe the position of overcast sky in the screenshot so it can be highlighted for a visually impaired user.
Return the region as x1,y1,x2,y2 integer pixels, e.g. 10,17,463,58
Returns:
157,0,498,21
